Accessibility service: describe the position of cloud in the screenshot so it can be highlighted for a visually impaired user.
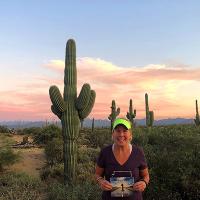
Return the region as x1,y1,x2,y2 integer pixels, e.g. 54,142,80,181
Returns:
1,57,200,120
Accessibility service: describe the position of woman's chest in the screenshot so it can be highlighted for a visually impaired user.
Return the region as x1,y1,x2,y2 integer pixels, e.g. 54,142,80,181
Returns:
104,153,141,180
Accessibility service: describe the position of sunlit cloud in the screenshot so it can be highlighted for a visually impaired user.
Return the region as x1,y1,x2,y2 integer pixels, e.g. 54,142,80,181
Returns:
1,57,200,121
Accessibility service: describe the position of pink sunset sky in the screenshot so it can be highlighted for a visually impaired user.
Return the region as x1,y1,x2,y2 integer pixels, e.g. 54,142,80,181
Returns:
1,1,200,121
0,57,199,121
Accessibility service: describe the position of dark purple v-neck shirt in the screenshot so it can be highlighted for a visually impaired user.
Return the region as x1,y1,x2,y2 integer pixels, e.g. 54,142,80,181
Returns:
97,144,147,200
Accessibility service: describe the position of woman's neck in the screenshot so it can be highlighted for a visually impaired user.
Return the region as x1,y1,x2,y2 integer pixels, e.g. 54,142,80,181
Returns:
112,143,132,154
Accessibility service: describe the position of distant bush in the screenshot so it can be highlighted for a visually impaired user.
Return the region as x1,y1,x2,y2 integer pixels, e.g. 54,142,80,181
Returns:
33,124,61,144
18,127,42,135
79,128,112,148
0,125,10,133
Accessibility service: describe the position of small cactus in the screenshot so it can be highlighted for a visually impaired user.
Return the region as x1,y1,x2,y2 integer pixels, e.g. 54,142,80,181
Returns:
92,118,95,132
194,99,200,126
49,39,96,184
145,93,154,127
126,99,136,128
108,100,120,131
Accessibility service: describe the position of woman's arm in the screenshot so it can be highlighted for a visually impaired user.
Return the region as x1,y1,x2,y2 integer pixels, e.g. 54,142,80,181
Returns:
95,165,112,191
140,168,150,185
133,168,150,192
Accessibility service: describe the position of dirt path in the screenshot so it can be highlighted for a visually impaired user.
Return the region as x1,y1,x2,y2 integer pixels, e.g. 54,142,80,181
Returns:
9,135,46,177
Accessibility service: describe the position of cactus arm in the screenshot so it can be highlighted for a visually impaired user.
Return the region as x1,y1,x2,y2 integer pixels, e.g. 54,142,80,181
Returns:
126,99,136,128
51,105,62,119
78,90,96,119
116,108,120,115
49,86,67,112
75,83,91,110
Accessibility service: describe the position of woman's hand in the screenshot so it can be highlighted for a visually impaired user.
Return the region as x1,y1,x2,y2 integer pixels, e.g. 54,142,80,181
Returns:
98,179,113,191
132,180,147,192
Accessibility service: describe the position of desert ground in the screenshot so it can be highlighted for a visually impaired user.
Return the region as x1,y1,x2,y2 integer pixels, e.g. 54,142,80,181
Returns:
9,135,45,177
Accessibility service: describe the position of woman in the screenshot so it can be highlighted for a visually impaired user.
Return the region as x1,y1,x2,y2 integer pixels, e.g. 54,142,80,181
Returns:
95,118,149,200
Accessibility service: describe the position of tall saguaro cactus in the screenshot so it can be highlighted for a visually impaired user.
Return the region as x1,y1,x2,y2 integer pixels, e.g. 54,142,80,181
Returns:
126,99,136,128
145,93,154,127
194,99,200,126
49,39,96,184
108,100,120,131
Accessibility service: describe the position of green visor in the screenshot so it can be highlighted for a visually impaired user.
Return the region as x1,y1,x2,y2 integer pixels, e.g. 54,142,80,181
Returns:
112,118,131,131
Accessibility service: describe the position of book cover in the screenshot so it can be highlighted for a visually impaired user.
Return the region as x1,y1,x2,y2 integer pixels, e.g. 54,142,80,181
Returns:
110,177,134,197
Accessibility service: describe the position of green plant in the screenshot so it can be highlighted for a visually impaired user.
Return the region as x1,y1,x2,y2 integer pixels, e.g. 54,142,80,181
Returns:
0,172,43,200
0,125,10,133
0,148,19,171
108,100,120,131
194,99,200,126
0,135,19,171
33,124,61,144
47,181,101,200
45,138,63,166
145,93,154,127
126,99,136,128
49,39,96,184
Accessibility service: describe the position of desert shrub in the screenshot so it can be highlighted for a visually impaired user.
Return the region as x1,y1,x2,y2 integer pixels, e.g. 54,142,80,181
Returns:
0,172,43,200
20,127,42,135
80,128,112,148
0,148,19,171
33,124,61,144
47,181,101,200
78,146,100,163
45,138,63,166
40,163,64,181
142,125,200,200
76,146,100,182
0,125,10,133
40,145,100,183
42,125,200,199
0,135,19,171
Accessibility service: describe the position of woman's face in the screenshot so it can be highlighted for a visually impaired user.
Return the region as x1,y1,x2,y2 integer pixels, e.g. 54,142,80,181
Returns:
112,125,132,146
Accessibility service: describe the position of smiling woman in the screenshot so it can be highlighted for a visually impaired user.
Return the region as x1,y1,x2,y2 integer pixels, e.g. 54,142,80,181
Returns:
95,118,150,200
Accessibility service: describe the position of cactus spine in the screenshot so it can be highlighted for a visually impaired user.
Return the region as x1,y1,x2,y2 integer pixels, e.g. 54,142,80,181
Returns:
194,99,200,126
145,93,154,127
126,99,136,128
108,100,120,131
49,39,96,184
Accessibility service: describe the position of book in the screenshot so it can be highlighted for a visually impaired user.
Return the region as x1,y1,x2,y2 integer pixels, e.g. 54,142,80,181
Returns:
110,176,134,197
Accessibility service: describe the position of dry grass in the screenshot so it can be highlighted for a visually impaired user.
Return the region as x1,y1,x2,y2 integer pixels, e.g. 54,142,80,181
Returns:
9,135,46,177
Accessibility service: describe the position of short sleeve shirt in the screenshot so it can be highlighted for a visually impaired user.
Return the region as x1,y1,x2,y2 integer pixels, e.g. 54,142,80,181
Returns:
97,144,147,200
